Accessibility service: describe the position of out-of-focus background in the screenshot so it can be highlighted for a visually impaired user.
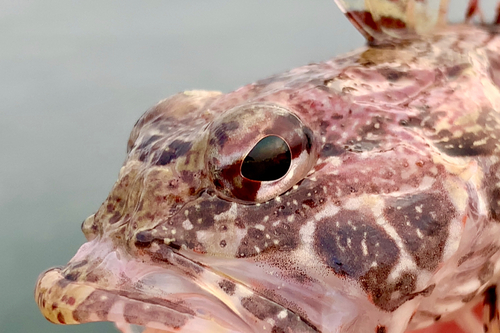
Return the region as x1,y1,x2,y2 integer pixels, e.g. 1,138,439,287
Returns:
0,1,490,332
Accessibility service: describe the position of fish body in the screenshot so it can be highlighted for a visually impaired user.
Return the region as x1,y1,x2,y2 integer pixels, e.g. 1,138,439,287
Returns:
35,1,500,332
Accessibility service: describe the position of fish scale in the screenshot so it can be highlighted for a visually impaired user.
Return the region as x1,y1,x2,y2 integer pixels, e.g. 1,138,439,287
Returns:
35,1,500,332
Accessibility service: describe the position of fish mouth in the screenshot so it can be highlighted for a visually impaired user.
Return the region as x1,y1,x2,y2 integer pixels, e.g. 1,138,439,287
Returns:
35,239,317,333
34,239,256,333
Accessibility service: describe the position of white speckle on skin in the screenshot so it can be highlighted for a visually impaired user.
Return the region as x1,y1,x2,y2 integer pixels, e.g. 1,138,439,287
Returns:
361,239,368,256
266,318,275,326
182,219,193,230
277,310,288,319
347,220,357,231
300,220,316,245
473,137,488,146
416,228,424,238
287,215,295,223
150,242,160,252
255,224,265,231
415,205,423,213
314,204,340,221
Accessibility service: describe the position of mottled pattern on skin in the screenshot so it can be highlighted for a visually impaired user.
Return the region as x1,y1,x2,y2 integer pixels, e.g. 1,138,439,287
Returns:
35,5,500,333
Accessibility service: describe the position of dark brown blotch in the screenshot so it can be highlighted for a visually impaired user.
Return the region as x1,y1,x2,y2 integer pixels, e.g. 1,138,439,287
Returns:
136,134,162,150
315,210,399,278
384,192,456,270
321,143,344,157
435,130,495,157
487,49,500,88
63,271,81,282
218,280,236,296
186,198,232,230
57,312,66,324
73,291,118,322
123,302,188,329
108,211,122,224
211,121,239,147
446,63,470,78
236,219,300,258
155,140,192,166
314,209,429,311
379,67,407,81
488,184,500,223
135,230,155,248
484,285,498,322
361,270,421,311
479,262,495,284
241,295,281,320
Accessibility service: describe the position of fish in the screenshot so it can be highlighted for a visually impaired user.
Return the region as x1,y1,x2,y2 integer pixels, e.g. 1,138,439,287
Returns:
35,1,500,332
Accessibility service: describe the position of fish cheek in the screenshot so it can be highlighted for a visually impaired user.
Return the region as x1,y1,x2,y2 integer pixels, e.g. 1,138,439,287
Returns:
314,209,408,311
315,210,398,277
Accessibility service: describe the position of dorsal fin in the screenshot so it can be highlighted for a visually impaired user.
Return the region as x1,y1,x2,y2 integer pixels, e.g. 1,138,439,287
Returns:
334,0,450,44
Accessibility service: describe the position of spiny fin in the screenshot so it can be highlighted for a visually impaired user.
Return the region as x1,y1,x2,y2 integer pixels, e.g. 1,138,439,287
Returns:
334,0,500,44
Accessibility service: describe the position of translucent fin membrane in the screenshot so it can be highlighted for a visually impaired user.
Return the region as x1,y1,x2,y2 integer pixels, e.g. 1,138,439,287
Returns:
334,0,449,43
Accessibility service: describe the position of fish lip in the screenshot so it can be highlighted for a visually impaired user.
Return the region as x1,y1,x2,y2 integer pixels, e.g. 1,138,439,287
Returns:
34,239,255,332
34,266,200,330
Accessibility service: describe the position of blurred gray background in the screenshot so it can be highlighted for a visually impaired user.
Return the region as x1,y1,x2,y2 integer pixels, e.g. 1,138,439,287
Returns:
0,1,361,332
1,0,487,332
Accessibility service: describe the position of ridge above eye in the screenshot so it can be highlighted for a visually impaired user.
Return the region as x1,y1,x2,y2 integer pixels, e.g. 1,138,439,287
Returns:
241,135,291,182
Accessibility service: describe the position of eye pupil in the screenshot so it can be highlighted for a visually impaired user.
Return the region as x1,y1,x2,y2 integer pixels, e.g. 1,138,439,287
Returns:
241,136,291,181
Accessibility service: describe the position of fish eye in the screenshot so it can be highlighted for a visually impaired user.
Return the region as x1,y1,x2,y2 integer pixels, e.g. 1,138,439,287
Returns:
207,103,317,203
241,135,291,181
